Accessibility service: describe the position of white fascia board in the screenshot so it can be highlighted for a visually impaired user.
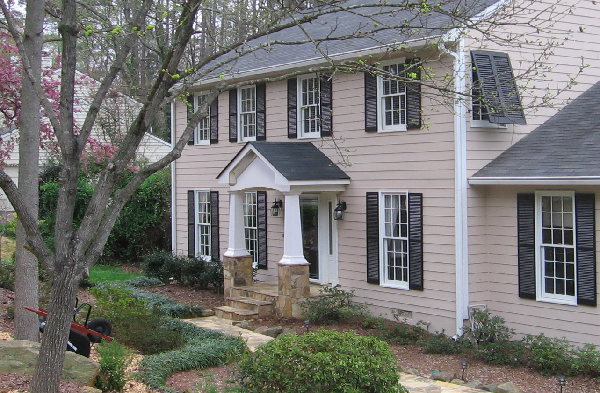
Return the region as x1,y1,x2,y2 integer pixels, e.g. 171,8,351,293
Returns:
193,35,441,89
217,144,290,187
469,177,600,186
442,0,512,43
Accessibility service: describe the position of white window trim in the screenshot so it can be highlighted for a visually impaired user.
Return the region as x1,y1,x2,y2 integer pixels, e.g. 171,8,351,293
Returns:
244,191,259,267
238,85,257,142
194,189,212,260
297,74,321,139
377,59,408,133
194,93,211,145
378,190,410,290
534,190,577,306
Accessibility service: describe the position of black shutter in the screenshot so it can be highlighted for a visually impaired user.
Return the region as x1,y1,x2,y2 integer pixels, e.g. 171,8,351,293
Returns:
229,89,238,142
319,74,333,137
517,193,536,299
470,51,526,125
287,78,298,139
257,190,268,269
256,83,267,141
364,73,378,132
576,193,596,306
366,192,380,284
408,193,423,290
210,97,218,144
405,58,422,130
187,190,195,257
187,95,195,145
210,191,220,261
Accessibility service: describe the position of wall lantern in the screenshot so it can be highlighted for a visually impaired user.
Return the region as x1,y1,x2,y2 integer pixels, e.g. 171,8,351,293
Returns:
334,201,347,220
270,199,283,217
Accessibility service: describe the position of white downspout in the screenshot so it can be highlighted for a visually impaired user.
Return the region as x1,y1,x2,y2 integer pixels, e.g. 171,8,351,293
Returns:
440,36,469,337
170,100,177,255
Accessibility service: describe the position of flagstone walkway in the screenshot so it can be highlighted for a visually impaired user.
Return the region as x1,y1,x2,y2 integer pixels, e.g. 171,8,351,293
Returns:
186,316,488,393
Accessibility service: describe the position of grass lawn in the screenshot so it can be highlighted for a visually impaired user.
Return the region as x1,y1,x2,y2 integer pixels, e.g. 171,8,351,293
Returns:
88,264,143,283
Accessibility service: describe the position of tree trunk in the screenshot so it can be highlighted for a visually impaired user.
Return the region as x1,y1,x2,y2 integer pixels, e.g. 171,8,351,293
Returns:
30,267,80,393
13,0,44,342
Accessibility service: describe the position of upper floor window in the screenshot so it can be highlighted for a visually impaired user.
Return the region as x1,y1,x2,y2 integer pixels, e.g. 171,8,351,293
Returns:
470,50,526,127
287,74,332,139
187,93,218,145
195,94,211,145
229,84,266,143
364,58,421,133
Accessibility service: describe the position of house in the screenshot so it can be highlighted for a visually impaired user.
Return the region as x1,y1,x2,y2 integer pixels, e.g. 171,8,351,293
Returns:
171,0,600,346
0,68,171,212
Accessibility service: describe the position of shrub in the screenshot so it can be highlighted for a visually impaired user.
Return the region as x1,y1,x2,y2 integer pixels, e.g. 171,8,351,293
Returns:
94,340,133,392
573,344,600,377
475,340,527,366
0,261,14,290
299,285,370,324
523,334,575,376
127,286,203,318
462,307,515,345
125,276,163,287
237,329,406,393
421,332,461,354
138,320,246,392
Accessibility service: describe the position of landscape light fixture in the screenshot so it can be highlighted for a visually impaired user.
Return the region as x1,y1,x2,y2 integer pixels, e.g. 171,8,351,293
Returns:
270,199,283,217
460,360,469,381
334,201,347,220
557,375,566,393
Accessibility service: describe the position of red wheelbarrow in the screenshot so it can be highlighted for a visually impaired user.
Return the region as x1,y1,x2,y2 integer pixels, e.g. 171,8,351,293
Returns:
8,295,112,357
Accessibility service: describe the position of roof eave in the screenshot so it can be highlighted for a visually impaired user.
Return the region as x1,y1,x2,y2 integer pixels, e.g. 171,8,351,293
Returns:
469,176,600,186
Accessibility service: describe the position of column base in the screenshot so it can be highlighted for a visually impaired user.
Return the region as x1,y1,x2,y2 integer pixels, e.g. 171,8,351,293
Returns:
223,255,253,298
276,262,310,318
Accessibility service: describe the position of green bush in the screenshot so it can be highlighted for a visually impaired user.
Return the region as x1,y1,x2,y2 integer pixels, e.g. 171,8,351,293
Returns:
299,285,370,324
94,340,133,392
127,286,203,318
0,261,14,290
125,276,163,287
138,319,246,392
573,344,600,377
524,334,575,376
475,340,527,366
420,332,461,355
237,329,406,393
462,307,515,345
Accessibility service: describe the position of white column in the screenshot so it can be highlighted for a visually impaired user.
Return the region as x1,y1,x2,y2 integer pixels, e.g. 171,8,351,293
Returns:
279,192,309,265
224,191,251,257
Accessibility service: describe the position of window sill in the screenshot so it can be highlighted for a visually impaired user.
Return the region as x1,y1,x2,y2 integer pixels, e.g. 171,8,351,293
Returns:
380,282,409,291
470,119,507,129
535,296,577,307
194,140,210,146
378,125,407,133
298,133,321,140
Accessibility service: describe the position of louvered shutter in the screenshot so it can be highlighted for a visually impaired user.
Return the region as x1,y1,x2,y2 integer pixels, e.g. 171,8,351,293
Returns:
287,78,298,139
408,193,423,290
256,83,267,141
187,190,195,257
210,97,218,144
405,58,422,130
187,95,195,145
576,193,596,306
471,51,526,125
257,190,268,269
210,191,220,261
517,193,536,299
229,89,238,142
320,74,333,137
366,192,380,284
364,73,378,132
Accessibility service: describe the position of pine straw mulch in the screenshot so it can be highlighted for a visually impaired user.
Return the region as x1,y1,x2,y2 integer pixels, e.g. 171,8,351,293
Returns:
3,284,600,392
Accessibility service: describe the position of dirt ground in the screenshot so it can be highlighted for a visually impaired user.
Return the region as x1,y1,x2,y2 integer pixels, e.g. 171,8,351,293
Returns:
2,284,600,393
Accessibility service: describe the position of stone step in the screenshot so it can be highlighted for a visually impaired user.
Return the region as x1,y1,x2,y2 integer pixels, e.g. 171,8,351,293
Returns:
227,296,274,318
214,305,258,321
231,287,278,303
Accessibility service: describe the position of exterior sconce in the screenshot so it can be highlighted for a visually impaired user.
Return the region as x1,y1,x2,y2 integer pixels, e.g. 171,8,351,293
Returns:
270,199,283,217
334,201,347,220
460,360,469,381
557,375,566,393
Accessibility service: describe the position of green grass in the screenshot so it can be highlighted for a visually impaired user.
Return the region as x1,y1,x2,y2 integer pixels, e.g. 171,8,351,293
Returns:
89,264,143,283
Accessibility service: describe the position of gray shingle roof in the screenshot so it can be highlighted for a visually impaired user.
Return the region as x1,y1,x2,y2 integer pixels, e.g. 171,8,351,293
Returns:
249,141,350,181
472,80,600,180
201,0,500,79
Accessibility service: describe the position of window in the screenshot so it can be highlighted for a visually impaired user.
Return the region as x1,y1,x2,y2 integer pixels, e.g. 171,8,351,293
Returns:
287,74,332,139
187,190,219,260
366,191,423,290
242,190,268,269
364,58,421,133
229,84,266,142
470,50,526,126
517,193,596,306
187,93,218,145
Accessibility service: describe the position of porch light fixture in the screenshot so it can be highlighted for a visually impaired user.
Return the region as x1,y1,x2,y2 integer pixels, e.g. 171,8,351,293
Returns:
334,201,347,220
270,199,283,217
460,360,469,381
557,375,566,393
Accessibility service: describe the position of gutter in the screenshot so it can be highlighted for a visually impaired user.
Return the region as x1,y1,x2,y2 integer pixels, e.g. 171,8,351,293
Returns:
470,176,600,186
438,36,469,337
170,100,177,255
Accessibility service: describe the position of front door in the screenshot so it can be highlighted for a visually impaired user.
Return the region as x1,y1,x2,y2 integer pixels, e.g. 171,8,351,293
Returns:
300,194,339,284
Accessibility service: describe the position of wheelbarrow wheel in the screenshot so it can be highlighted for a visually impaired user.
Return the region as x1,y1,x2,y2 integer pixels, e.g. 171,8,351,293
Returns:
86,318,112,343
67,329,91,357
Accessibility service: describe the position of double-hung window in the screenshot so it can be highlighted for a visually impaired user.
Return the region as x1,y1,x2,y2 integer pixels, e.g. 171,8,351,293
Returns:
187,190,219,260
194,94,211,145
366,191,423,290
517,192,596,306
364,58,421,133
195,191,212,258
287,74,332,139
244,191,259,266
228,84,266,142
187,93,218,145
299,75,321,138
239,85,257,141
